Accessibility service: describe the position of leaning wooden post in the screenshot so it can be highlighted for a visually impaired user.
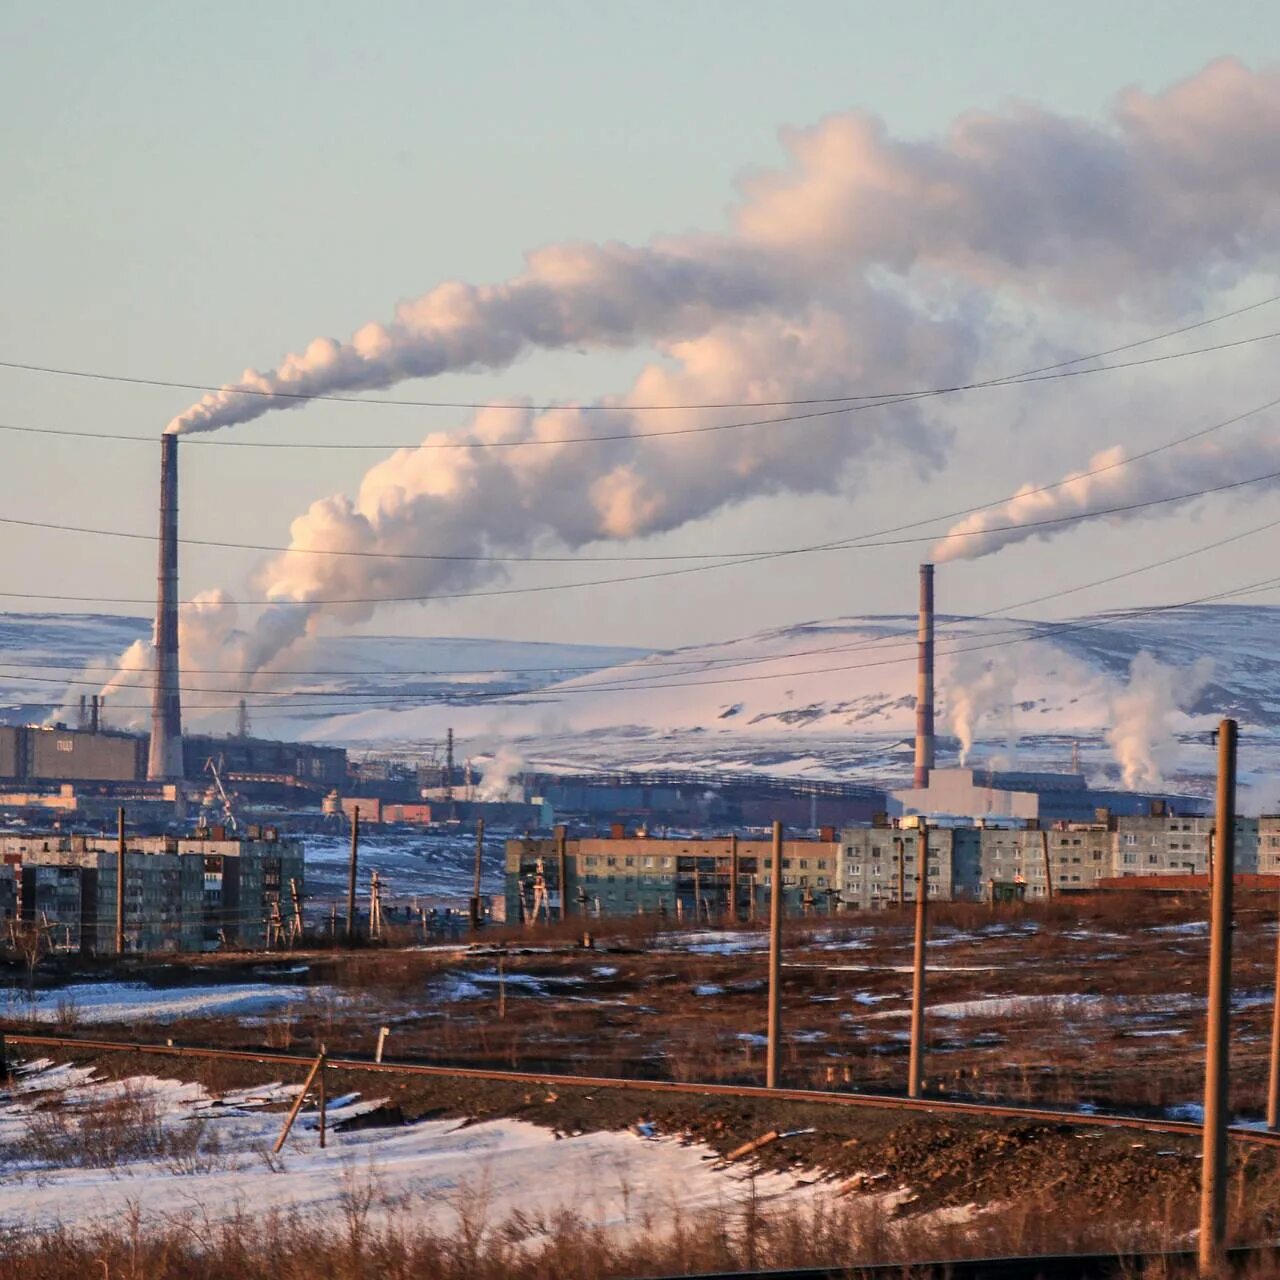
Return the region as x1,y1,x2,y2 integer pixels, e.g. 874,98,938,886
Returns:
274,1053,325,1153
1268,882,1280,1130
317,1050,327,1150
346,807,360,944
766,820,784,1089
1041,829,1055,901
1199,718,1237,1276
908,820,930,1099
115,806,126,956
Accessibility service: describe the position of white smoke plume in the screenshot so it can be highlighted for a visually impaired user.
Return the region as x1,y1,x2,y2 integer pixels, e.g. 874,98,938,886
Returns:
80,60,1280,717
476,747,527,803
945,653,1020,765
170,59,1280,439
1105,650,1213,788
931,426,1280,562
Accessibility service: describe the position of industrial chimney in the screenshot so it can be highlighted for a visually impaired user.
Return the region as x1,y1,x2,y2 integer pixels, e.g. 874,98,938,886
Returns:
147,434,183,781
913,563,935,789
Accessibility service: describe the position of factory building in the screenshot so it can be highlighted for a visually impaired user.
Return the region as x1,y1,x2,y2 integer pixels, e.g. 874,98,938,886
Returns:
0,724,346,796
891,766,1211,824
0,726,148,785
0,830,302,953
184,734,348,790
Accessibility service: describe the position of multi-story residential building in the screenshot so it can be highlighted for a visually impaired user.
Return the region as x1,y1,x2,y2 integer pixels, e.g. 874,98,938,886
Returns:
0,830,303,953
506,830,843,922
1112,814,1258,877
839,824,981,909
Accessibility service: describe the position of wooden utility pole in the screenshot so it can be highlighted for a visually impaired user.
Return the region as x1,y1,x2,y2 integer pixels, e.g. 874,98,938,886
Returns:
1199,718,1237,1277
470,818,485,930
1040,829,1055,900
766,821,784,1089
908,821,930,1099
555,825,569,921
693,861,702,924
895,836,906,908
115,806,126,957
345,807,360,944
1268,882,1280,1130
729,834,740,924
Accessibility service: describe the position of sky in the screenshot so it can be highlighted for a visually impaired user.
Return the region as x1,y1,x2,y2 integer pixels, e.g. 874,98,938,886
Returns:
3,1,1280,657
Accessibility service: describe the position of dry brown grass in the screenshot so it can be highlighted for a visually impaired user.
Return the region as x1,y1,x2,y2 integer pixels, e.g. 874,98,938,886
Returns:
0,1182,1251,1280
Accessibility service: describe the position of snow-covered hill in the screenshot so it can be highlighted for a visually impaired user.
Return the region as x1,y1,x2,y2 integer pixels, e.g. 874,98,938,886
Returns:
4,606,1280,797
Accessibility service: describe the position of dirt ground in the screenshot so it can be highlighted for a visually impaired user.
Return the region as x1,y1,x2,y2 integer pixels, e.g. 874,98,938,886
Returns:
6,891,1280,1232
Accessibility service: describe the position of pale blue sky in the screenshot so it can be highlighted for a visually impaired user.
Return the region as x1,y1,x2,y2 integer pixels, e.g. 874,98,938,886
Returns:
3,2,1280,648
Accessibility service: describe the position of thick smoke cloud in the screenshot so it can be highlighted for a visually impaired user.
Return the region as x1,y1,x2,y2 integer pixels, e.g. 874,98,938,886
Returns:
90,60,1280,725
170,59,1280,439
930,426,1280,562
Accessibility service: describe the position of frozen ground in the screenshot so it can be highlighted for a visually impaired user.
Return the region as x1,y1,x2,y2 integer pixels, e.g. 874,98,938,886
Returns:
302,828,507,906
0,981,322,1024
0,1063,819,1236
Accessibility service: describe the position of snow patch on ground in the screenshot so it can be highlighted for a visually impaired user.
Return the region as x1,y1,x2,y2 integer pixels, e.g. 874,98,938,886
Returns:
0,982,322,1025
0,1065,817,1237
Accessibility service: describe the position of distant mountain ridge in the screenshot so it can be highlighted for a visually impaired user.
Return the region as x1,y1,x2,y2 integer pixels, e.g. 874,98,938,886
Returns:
2,606,1277,792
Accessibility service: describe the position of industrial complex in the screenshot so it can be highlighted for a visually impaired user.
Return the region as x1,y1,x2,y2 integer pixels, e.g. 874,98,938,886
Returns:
0,437,1268,948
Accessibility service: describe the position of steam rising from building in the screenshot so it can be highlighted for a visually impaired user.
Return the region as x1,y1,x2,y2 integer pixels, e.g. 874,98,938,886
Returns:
1106,650,1213,788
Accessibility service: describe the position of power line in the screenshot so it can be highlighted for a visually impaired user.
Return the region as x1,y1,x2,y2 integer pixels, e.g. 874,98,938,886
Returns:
3,382,1276,589
23,563,1280,710
9,506,1280,684
2,292,1275,419
3,329,1280,453
34,572,1280,714
5,455,1280,613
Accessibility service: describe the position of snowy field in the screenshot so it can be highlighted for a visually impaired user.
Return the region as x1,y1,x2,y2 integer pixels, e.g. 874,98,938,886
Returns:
12,605,1280,798
0,981,322,1025
302,829,506,907
0,1062,818,1237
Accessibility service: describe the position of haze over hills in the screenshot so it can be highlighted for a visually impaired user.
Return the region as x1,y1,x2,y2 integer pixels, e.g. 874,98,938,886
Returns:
5,605,1280,803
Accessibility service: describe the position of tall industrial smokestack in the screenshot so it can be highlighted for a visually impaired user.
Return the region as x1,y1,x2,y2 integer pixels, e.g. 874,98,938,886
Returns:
913,563,935,789
147,434,183,781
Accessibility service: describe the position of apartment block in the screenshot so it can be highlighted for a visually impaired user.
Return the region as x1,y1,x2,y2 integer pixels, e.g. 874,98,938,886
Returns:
0,831,303,954
506,831,843,922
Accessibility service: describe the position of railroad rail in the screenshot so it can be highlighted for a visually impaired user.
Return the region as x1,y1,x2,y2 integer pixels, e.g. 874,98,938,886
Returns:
6,1031,1280,1149
638,1247,1280,1280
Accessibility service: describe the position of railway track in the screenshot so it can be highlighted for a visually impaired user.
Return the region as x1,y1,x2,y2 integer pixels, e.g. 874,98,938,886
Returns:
639,1247,1280,1279
6,1030,1280,1148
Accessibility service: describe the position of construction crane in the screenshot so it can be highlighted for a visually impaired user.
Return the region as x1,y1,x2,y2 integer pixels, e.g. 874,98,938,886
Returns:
203,755,239,834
